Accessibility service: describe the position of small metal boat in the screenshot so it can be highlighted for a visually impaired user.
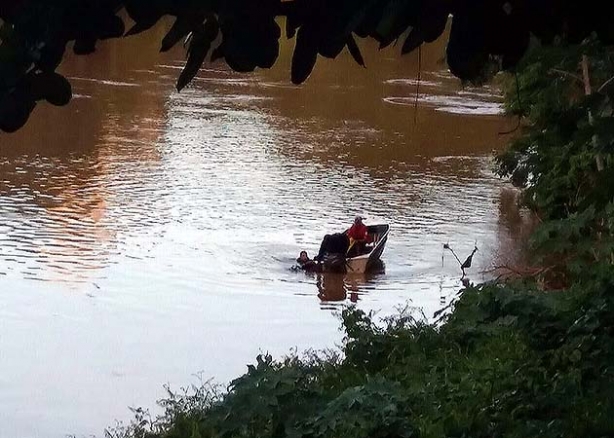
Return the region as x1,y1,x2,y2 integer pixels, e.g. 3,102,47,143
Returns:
321,224,390,274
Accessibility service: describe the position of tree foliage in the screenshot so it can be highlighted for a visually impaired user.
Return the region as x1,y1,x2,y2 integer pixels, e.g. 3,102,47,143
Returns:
2,0,614,132
496,38,614,286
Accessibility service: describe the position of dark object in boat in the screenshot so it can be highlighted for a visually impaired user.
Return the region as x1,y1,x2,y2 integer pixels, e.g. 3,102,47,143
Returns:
318,224,390,274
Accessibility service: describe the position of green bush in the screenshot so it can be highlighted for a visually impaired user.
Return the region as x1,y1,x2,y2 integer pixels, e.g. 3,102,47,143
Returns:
496,38,614,284
107,273,614,438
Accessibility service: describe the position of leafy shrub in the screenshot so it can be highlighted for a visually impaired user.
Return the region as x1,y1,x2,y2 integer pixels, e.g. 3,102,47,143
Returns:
107,274,614,438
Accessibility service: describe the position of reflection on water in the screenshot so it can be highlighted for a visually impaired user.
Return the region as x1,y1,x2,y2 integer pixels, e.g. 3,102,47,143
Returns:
289,257,387,306
0,21,524,438
315,261,386,310
383,71,504,116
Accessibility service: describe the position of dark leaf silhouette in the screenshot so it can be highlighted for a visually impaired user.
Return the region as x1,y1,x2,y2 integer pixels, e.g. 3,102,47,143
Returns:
318,1,368,59
27,72,48,101
124,0,168,37
420,0,448,42
203,15,219,41
486,7,530,72
0,90,36,133
223,19,280,72
446,10,489,82
375,0,415,49
401,28,423,55
176,18,218,92
354,0,387,38
291,25,318,84
224,33,257,73
255,21,281,68
161,16,193,52
38,42,67,72
319,38,346,60
73,38,97,55
4,0,614,132
346,34,365,67
42,72,72,106
125,21,156,37
286,9,301,39
210,42,225,62
217,0,280,72
98,14,125,40
338,0,371,40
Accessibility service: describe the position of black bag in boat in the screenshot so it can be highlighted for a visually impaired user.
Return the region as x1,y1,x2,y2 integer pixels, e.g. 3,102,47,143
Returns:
315,232,349,270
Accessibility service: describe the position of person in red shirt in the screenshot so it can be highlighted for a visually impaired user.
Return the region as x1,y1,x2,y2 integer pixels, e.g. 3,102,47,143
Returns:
313,216,370,262
346,215,370,256
347,215,368,241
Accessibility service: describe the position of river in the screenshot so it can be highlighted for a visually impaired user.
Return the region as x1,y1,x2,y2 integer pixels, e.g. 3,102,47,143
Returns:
0,22,522,438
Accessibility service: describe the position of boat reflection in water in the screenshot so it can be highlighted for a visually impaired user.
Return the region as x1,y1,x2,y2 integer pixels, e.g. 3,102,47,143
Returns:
316,260,386,308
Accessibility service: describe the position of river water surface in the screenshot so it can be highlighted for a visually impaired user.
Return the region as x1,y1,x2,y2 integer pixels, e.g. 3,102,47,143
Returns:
0,24,522,437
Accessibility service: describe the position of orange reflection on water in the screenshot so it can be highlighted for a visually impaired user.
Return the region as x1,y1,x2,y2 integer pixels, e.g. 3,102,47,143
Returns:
0,28,172,283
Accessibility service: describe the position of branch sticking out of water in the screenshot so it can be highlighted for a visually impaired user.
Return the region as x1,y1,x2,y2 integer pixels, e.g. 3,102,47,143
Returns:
443,242,478,282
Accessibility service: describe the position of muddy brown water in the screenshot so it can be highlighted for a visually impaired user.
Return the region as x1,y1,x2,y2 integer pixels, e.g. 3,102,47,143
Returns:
0,23,524,437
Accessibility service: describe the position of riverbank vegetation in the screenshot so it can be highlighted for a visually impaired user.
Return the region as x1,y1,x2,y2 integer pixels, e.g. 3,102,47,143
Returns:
106,38,614,438
497,37,614,288
107,275,614,438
